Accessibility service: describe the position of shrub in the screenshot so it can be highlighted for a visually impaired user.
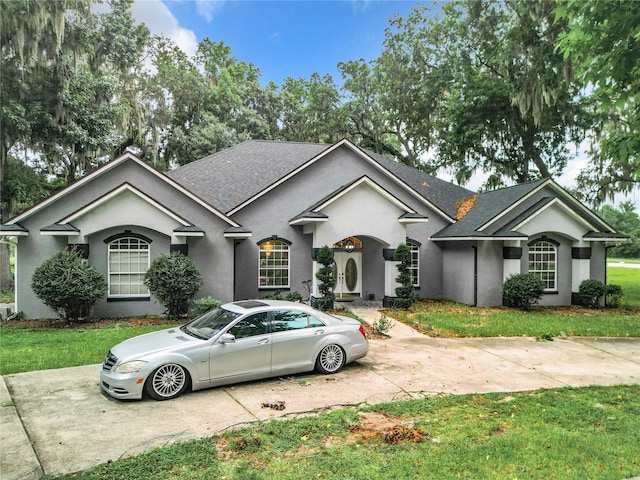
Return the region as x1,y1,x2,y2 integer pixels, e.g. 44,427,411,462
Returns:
605,284,623,308
31,249,107,324
578,279,605,308
502,273,545,311
372,314,394,335
190,296,223,316
285,291,303,302
393,243,418,310
144,253,202,319
315,246,335,311
264,291,303,302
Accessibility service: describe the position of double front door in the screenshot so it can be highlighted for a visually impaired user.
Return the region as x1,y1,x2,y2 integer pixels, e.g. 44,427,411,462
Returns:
333,252,361,298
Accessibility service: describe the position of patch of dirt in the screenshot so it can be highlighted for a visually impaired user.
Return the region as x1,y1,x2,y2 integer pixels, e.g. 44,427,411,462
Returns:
348,411,429,445
362,324,391,340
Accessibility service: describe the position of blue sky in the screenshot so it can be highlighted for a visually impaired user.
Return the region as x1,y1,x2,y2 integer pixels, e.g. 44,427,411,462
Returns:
150,0,421,85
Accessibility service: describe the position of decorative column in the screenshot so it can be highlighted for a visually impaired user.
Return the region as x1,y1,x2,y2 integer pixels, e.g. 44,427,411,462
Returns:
572,241,591,292
502,240,522,281
382,248,399,307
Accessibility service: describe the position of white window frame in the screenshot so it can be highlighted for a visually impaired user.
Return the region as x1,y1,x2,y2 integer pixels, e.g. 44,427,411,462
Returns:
528,240,557,291
407,241,420,287
108,237,150,298
258,239,290,289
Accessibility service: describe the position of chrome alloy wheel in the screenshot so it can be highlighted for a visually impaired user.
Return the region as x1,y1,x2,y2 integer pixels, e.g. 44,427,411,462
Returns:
149,364,187,400
317,344,345,374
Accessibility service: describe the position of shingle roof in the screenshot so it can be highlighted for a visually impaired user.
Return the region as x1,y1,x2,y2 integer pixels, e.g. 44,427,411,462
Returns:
167,141,328,213
433,180,547,238
363,150,475,219
168,140,474,219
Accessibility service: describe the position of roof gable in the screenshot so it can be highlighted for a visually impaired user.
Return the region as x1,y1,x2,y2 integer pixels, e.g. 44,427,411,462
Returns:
6,152,239,228
60,183,192,226
290,176,428,225
433,178,623,240
169,139,472,222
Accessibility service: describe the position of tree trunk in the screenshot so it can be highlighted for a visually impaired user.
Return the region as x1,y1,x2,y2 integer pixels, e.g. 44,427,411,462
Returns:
0,242,14,292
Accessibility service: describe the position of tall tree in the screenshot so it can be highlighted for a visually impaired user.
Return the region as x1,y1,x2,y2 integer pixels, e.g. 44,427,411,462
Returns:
0,0,84,186
432,0,588,188
280,73,345,144
1,0,152,184
339,59,405,162
338,4,453,170
597,202,640,258
555,0,640,205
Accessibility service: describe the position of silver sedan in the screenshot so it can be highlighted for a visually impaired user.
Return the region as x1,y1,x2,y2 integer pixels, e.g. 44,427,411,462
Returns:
100,300,369,400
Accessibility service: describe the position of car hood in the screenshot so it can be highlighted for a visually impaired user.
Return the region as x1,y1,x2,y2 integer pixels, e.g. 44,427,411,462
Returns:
111,327,201,360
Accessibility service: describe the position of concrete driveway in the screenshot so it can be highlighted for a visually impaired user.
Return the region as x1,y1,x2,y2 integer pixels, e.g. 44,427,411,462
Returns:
2,310,639,480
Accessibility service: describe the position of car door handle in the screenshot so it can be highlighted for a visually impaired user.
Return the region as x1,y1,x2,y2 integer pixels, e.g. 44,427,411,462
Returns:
257,338,270,345
314,330,325,335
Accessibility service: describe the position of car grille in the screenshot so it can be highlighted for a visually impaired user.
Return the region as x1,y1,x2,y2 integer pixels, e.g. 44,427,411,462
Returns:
102,350,117,371
102,381,129,395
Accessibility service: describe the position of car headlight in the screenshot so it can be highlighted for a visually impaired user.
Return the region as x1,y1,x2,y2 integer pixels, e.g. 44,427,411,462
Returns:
114,360,148,374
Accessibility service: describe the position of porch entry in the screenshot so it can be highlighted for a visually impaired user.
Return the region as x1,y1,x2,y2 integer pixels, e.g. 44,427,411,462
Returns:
332,236,363,299
333,252,362,299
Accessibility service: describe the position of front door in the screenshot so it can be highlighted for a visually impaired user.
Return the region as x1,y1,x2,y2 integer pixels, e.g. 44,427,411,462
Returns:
334,252,362,298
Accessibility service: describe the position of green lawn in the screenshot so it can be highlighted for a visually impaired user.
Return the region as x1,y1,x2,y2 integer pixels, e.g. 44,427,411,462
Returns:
388,300,640,339
608,266,640,308
48,385,640,480
0,320,175,375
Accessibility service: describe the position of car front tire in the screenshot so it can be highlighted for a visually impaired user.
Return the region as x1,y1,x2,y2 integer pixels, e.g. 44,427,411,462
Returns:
145,363,189,400
315,344,345,374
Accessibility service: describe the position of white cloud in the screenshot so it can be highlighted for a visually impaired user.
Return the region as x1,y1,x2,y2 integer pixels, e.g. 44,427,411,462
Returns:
195,0,227,22
131,0,198,58
350,0,371,14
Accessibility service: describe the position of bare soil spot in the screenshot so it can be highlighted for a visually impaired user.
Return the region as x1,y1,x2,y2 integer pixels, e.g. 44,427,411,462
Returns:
348,411,428,445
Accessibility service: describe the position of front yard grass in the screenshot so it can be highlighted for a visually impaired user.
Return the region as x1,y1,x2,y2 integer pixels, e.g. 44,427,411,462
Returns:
49,385,640,480
387,300,640,338
608,266,640,308
0,318,175,375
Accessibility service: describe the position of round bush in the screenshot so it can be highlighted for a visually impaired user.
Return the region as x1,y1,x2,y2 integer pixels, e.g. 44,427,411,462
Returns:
31,249,107,323
502,273,545,311
144,253,202,319
578,279,605,308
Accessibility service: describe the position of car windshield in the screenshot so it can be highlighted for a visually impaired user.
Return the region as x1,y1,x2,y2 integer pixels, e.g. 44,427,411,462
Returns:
183,307,241,340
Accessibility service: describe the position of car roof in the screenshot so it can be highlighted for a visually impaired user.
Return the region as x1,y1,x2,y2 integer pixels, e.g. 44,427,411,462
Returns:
221,300,315,314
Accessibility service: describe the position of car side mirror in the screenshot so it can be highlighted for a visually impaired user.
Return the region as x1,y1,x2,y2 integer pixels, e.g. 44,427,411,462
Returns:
219,333,236,344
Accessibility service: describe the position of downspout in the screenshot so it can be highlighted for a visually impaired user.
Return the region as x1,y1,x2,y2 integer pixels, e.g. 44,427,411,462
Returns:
233,240,238,301
472,245,478,306
604,245,615,307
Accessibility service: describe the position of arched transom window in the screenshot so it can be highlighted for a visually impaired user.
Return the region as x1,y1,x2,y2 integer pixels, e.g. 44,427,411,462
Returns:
258,238,290,288
528,240,557,291
108,237,150,298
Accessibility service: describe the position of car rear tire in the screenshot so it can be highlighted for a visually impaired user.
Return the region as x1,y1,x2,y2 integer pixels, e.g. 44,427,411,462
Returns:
315,344,345,374
145,363,189,400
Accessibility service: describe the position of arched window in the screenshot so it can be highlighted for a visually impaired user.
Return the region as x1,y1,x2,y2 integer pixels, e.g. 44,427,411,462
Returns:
407,240,420,287
528,239,557,291
108,237,150,298
258,238,290,288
